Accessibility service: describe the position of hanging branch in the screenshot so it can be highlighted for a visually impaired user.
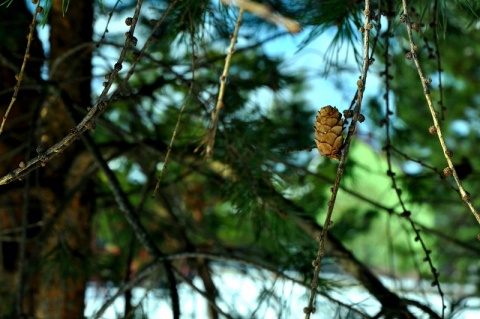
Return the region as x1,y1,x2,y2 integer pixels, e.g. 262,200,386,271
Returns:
431,0,446,121
201,0,301,158
380,8,445,317
304,1,373,318
202,9,244,158
96,0,123,47
152,8,196,197
400,0,480,227
0,1,41,136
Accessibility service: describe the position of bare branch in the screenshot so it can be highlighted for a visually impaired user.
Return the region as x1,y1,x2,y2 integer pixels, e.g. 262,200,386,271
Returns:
153,8,196,197
201,8,244,158
0,1,41,136
304,2,374,318
400,0,480,227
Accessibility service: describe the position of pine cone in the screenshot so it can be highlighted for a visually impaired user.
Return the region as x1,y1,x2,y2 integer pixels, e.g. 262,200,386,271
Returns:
314,106,344,160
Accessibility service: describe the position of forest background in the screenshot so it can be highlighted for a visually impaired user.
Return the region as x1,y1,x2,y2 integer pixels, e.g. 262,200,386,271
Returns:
0,0,480,318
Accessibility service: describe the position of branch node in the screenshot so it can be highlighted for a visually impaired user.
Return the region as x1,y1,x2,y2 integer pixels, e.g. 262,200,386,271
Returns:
443,167,452,176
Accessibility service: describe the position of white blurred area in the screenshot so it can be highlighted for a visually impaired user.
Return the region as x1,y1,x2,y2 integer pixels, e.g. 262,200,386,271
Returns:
85,265,480,318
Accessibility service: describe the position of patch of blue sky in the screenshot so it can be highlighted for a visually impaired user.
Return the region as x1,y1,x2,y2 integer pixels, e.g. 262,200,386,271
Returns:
451,120,470,136
261,23,392,154
107,156,148,184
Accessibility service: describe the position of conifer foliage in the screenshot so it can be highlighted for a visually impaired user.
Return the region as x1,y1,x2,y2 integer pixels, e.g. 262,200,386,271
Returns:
0,0,480,318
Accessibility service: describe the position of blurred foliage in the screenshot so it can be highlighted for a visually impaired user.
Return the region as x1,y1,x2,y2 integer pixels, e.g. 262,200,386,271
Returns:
2,0,480,317
86,0,480,316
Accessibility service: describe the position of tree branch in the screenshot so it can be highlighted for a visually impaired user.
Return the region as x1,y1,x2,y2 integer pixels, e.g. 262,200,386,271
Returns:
80,132,181,319
400,0,480,227
305,1,375,317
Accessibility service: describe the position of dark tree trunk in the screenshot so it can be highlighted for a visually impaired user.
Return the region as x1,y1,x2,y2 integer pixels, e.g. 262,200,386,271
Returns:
0,0,94,318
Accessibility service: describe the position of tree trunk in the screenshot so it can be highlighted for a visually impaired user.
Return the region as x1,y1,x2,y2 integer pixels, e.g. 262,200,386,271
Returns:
0,0,94,317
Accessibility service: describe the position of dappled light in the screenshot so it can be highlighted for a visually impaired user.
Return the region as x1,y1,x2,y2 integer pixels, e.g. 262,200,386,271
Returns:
1,0,480,318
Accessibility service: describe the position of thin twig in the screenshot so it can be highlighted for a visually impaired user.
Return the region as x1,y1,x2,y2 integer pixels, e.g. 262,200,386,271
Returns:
96,0,122,48
94,251,370,319
173,268,235,319
0,1,40,136
389,145,459,195
431,0,446,121
400,0,480,227
152,7,196,197
203,9,244,158
92,261,160,319
382,12,445,314
114,0,179,97
80,131,181,319
0,0,177,186
0,0,145,183
123,163,157,315
304,2,373,318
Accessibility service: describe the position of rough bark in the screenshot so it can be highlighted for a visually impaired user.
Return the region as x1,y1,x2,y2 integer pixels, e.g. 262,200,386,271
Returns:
0,0,45,315
0,0,94,317
34,1,94,318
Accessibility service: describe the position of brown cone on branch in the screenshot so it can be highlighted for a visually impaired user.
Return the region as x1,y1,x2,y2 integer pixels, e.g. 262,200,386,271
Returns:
314,105,344,160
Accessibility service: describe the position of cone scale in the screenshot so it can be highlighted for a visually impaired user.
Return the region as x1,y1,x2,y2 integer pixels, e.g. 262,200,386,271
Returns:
314,106,344,160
